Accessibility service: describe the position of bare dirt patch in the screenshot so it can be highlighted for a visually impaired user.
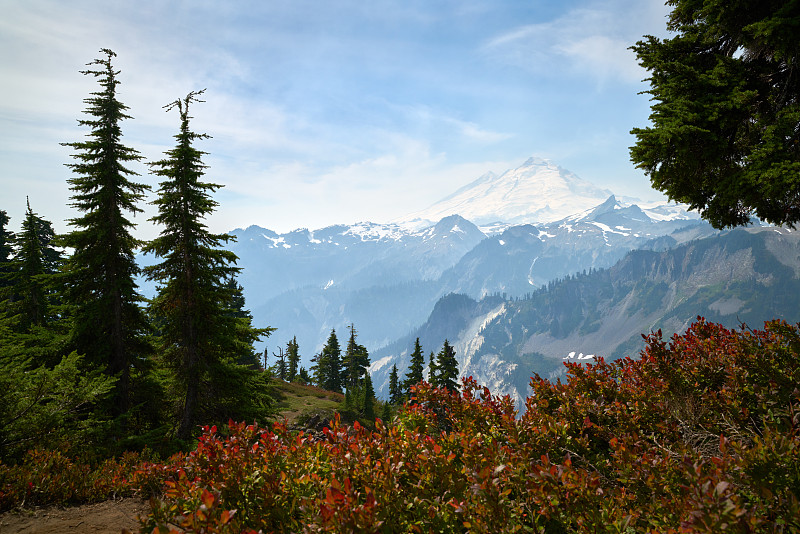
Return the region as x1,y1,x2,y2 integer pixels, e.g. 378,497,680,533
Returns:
0,497,149,534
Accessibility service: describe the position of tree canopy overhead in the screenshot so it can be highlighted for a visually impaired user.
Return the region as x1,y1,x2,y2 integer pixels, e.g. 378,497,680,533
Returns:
630,0,800,228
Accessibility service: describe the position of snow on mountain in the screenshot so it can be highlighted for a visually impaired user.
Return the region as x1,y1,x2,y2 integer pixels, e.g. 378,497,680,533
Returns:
396,157,615,226
229,215,486,300
232,216,490,250
565,194,698,226
210,155,706,369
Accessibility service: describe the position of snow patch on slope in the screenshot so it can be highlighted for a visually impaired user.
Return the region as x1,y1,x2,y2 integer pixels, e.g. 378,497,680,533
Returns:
447,304,526,407
370,355,394,374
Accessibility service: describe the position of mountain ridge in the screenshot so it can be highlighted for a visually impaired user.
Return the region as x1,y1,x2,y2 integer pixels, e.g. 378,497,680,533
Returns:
369,226,800,405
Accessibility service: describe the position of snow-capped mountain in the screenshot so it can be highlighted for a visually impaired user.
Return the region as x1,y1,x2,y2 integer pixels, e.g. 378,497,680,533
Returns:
222,199,704,368
396,157,616,227
229,215,486,302
437,194,705,298
148,155,704,373
214,152,795,408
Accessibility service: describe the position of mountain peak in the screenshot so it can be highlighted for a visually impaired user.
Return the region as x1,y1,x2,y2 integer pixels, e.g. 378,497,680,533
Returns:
396,156,614,226
421,215,487,245
584,195,620,219
521,156,549,166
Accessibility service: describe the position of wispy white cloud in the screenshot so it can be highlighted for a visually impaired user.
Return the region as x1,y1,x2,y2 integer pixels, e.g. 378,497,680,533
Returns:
483,0,669,85
446,118,514,144
398,105,513,145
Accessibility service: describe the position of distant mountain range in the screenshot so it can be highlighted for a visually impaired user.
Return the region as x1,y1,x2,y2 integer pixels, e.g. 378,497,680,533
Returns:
141,155,799,406
369,226,800,405
229,215,487,353
221,157,704,370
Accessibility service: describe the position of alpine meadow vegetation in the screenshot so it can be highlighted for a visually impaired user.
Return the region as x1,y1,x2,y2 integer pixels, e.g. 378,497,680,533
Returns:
2,319,798,531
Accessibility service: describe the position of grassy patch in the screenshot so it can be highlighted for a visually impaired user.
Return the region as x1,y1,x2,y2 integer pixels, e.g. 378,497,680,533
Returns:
270,380,344,425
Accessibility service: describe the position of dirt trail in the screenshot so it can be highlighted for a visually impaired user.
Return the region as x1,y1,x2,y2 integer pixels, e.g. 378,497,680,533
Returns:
0,498,149,534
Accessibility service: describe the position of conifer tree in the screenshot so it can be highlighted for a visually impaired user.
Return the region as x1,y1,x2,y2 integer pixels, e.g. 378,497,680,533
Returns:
342,323,370,390
7,200,62,332
310,352,321,384
362,372,375,422
403,337,425,396
0,210,15,290
428,351,437,387
344,387,354,411
60,49,150,417
435,339,459,392
0,203,71,370
380,401,391,423
222,277,266,369
298,366,310,385
388,364,401,405
0,350,115,462
313,329,342,392
143,90,272,440
286,336,300,381
630,0,800,228
273,347,287,380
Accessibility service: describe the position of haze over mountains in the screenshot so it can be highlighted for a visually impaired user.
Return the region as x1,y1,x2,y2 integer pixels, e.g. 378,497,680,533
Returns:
369,226,800,405
148,154,799,404
223,158,704,370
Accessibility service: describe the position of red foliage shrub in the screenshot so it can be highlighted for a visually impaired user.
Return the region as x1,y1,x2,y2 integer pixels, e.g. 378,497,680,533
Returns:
0,448,163,511
141,323,799,532
4,319,799,532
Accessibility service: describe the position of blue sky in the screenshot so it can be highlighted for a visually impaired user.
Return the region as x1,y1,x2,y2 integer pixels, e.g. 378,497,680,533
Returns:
1,0,672,239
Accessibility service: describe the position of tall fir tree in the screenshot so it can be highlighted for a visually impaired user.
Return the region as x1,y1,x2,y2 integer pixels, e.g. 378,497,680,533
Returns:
310,352,321,384
312,329,342,392
286,336,300,381
388,364,401,405
143,90,272,440
361,372,375,422
273,346,287,380
0,210,16,290
60,49,150,417
435,339,459,392
403,337,425,397
7,200,62,332
342,323,370,391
